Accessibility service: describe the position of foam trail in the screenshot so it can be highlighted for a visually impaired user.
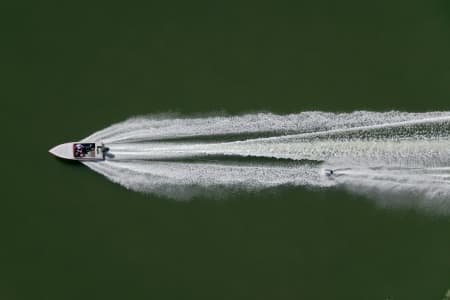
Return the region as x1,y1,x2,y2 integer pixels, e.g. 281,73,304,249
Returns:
332,167,450,212
82,111,450,211
84,161,331,200
83,111,450,143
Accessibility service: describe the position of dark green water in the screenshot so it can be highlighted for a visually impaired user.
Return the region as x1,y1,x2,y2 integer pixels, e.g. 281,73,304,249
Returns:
2,1,450,299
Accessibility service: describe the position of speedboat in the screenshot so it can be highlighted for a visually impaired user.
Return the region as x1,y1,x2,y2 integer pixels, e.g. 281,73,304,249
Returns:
49,142,109,161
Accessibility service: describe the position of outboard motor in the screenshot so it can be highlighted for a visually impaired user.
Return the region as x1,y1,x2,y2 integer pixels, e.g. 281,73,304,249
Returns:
101,144,110,153
96,143,110,159
99,143,114,158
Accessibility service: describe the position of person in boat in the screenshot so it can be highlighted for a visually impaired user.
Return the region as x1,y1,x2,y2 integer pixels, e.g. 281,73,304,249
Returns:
74,143,85,157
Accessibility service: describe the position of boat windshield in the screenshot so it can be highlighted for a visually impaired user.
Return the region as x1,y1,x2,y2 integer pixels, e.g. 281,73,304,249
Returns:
73,143,96,158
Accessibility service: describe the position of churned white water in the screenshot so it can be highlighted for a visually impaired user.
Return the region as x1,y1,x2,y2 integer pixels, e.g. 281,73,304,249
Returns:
82,111,450,211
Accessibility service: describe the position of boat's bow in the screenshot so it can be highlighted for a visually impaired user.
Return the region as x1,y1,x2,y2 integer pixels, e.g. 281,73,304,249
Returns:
49,142,74,160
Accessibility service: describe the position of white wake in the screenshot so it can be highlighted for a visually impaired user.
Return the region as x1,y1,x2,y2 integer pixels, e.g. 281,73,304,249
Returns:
81,111,450,211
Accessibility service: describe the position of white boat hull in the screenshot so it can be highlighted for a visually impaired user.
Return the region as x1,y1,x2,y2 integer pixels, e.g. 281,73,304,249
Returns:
49,142,106,161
